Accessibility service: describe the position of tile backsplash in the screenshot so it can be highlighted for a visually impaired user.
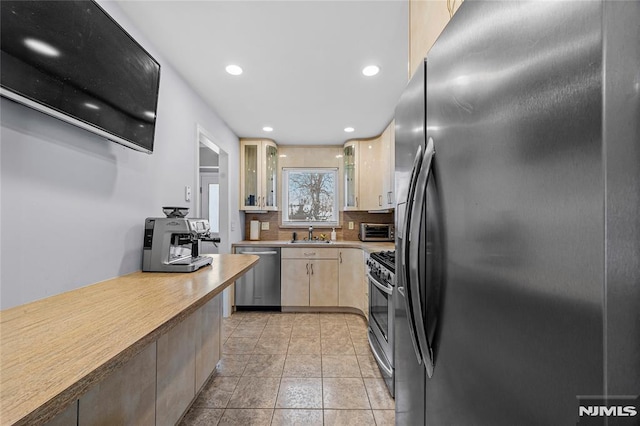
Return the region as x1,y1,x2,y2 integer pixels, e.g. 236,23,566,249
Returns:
243,210,393,241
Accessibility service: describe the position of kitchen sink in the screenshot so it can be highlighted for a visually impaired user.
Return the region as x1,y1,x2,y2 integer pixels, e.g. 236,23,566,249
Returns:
289,240,332,244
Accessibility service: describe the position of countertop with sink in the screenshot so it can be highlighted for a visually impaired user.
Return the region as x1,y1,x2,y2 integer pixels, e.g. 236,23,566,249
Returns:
233,240,394,253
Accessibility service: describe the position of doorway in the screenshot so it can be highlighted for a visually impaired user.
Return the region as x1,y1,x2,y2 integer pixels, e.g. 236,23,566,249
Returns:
196,125,232,315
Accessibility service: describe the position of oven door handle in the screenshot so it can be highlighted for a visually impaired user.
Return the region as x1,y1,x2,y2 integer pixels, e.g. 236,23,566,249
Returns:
367,272,393,295
368,330,393,377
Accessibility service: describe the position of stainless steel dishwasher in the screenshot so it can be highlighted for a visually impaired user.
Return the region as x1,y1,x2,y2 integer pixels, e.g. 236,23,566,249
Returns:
233,246,281,310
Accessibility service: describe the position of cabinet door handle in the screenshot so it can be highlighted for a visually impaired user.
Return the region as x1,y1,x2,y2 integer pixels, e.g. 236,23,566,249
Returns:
388,191,393,205
310,263,314,275
306,263,309,275
379,195,383,206
355,196,358,207
339,252,342,263
304,252,316,256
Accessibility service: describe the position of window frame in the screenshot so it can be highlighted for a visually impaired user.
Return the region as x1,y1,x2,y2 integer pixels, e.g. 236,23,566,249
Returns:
281,167,339,228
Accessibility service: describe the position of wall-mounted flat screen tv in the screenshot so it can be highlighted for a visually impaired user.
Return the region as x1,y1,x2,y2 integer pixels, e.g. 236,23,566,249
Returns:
1,0,161,153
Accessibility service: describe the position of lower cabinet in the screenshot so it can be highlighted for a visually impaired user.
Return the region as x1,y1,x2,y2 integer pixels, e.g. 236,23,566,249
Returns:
281,247,368,315
309,259,339,306
79,342,157,425
338,248,365,312
281,259,311,306
156,314,196,426
74,293,222,426
45,400,78,426
195,294,222,391
281,249,339,307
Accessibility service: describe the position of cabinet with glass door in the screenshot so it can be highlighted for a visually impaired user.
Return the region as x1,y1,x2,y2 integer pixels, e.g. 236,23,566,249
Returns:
343,140,359,210
240,139,278,211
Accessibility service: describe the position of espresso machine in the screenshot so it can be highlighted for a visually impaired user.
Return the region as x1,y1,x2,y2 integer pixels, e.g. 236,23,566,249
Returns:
142,207,217,272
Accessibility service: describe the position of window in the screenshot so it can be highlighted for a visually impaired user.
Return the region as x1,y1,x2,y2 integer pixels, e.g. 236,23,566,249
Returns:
282,168,339,227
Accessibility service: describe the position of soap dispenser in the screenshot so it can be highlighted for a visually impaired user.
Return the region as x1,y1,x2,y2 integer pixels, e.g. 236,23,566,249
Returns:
331,228,337,241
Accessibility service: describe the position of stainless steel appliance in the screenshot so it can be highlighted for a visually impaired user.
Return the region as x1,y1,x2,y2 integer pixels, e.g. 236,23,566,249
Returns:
366,250,395,395
142,208,214,272
233,246,281,309
394,1,640,424
359,223,394,242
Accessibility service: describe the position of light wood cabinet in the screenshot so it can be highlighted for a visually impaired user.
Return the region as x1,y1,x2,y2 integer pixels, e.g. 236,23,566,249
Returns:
343,121,395,211
156,314,196,426
46,401,78,426
240,139,278,211
380,121,395,208
309,259,339,306
281,258,311,306
409,0,462,78
195,294,222,392
77,295,223,426
78,342,156,426
338,248,365,313
343,141,359,210
281,248,338,307
358,138,383,210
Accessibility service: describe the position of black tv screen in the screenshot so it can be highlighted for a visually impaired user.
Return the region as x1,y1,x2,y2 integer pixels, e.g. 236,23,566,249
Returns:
1,0,160,153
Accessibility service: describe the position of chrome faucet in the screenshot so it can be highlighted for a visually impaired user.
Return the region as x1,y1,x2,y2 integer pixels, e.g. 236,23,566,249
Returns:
308,226,313,240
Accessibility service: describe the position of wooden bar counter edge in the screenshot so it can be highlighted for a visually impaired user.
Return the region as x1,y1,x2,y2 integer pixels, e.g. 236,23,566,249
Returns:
0,253,259,426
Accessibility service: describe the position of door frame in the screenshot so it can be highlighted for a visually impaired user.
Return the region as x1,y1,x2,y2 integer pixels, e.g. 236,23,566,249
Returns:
195,124,232,316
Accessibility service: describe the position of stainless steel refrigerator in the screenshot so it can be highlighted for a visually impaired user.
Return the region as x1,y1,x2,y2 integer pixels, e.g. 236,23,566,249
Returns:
394,1,640,424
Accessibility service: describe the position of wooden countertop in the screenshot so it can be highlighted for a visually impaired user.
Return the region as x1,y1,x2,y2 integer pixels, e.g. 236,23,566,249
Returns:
233,240,395,253
0,254,258,426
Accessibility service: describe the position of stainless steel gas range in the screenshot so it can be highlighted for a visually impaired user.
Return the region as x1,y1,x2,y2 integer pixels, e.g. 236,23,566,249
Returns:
366,250,395,396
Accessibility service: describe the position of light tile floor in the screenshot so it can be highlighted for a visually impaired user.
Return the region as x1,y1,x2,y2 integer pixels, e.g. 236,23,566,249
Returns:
180,311,395,425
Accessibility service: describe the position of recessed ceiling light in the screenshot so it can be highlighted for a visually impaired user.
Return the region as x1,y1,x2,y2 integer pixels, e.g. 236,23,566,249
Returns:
344,127,355,133
362,65,380,77
263,126,273,132
24,38,60,57
225,64,243,76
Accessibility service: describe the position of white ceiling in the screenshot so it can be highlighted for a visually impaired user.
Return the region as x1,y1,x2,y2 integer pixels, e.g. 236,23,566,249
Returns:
115,0,408,145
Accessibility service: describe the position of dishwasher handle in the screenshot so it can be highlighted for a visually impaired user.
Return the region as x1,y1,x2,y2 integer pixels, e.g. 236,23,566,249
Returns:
237,251,279,255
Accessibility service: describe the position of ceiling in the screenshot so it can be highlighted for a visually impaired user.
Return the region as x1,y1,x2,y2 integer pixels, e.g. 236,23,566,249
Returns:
115,0,408,145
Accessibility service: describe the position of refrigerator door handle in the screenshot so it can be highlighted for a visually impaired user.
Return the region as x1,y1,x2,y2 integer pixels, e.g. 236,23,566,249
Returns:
408,137,436,377
402,145,423,269
402,145,425,366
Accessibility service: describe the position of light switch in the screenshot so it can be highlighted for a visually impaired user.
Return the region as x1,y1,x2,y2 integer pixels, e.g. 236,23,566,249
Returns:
348,221,354,230
185,186,191,202
261,222,270,230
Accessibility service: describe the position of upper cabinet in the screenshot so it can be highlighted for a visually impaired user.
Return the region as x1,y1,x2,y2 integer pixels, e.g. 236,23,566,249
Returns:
343,121,395,211
409,0,462,78
240,139,278,211
381,121,395,208
343,140,359,210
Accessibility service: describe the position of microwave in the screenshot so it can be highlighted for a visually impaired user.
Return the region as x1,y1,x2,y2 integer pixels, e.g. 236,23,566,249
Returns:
359,223,395,242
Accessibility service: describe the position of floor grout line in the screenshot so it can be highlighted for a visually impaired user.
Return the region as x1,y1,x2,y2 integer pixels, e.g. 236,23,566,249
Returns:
191,311,391,425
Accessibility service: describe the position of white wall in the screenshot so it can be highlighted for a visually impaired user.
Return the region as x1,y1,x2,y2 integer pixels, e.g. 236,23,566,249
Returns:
0,1,244,309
